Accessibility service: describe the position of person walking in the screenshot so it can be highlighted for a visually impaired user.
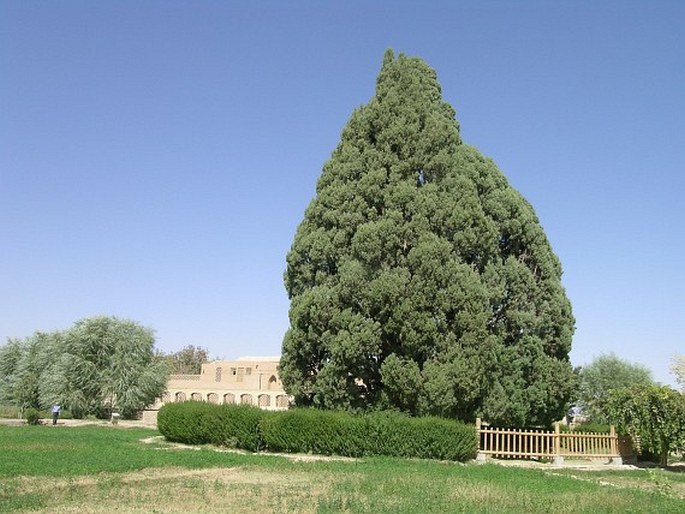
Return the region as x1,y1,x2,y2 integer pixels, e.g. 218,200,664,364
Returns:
51,404,61,425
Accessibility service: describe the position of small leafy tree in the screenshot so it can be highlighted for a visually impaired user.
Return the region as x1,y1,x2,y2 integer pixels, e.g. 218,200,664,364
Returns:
576,353,653,423
606,385,685,467
53,316,170,418
164,345,210,375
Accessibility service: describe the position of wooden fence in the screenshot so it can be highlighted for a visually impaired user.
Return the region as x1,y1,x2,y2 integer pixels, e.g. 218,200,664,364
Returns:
475,418,623,464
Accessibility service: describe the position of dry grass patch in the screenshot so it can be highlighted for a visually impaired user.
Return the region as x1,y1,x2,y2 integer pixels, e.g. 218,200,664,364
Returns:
10,466,336,514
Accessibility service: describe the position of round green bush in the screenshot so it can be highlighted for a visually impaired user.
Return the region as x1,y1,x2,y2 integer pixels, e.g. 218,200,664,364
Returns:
25,408,41,425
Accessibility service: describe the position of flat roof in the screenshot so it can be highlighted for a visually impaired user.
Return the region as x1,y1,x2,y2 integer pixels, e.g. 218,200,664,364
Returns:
236,356,281,362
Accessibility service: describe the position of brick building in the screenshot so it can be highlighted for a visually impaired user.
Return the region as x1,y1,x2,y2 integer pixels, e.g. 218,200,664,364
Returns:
160,356,290,410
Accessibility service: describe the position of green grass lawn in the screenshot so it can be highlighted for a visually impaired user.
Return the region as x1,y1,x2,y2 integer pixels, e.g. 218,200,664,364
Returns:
1,424,683,513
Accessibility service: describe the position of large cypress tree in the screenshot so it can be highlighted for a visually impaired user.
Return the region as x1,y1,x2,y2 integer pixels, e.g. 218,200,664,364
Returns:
282,50,574,427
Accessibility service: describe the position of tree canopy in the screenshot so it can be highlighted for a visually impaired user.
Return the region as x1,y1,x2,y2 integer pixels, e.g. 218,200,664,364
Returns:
163,344,211,375
281,50,575,427
0,316,169,418
575,353,653,423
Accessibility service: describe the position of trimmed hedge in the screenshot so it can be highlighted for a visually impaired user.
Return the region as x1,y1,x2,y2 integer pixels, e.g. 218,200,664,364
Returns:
157,402,263,451
25,408,42,425
259,408,367,456
158,402,476,462
259,409,476,461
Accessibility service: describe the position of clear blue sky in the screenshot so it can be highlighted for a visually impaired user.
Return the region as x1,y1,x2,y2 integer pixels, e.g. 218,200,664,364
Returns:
1,1,683,386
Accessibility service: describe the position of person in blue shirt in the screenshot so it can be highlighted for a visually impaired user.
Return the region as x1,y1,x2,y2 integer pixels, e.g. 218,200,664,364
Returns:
51,404,61,425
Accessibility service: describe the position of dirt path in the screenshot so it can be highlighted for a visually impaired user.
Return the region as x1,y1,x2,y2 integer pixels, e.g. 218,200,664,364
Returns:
0,416,157,429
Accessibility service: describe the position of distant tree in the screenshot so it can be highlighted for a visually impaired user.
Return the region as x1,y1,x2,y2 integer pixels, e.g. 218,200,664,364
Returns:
165,345,210,375
49,316,170,418
606,384,685,467
0,316,169,418
671,355,685,390
281,50,575,427
576,353,653,423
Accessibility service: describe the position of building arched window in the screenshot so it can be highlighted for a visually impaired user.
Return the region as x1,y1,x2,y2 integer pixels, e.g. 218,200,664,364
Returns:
207,393,218,404
240,394,253,405
175,392,186,402
267,375,277,390
191,392,202,401
223,393,235,404
215,367,222,382
258,394,271,407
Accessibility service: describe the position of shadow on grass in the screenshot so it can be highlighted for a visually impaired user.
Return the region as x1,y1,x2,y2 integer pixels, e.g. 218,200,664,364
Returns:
633,461,685,473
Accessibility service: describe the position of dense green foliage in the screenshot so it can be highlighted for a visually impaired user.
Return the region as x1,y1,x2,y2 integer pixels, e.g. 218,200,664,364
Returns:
24,408,41,425
259,408,360,456
260,408,476,461
575,353,653,423
0,316,169,418
282,50,574,426
158,401,263,451
2,424,684,513
606,384,685,467
157,401,475,462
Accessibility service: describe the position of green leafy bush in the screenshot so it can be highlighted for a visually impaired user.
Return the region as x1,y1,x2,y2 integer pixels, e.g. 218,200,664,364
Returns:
259,409,367,456
212,404,264,451
606,384,685,467
25,408,41,425
364,411,476,461
158,401,265,451
158,401,217,445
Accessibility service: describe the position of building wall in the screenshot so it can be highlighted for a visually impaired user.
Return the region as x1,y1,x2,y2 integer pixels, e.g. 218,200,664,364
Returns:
160,356,290,410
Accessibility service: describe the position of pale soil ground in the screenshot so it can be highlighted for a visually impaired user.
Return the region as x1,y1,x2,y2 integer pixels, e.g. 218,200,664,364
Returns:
0,416,157,429
486,457,636,470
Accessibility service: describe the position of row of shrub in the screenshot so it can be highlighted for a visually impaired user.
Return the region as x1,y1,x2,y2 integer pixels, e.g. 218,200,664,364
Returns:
157,402,477,462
